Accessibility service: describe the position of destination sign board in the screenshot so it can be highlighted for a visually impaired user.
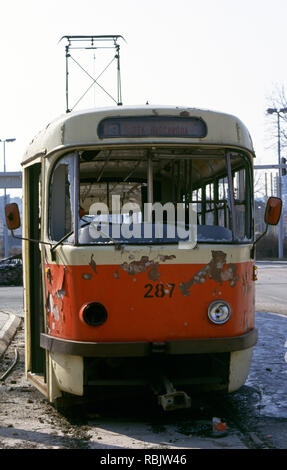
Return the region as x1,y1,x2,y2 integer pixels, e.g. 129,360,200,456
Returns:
98,116,207,139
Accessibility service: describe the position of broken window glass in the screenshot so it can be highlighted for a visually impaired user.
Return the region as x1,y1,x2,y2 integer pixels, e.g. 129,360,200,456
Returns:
49,154,75,241
63,148,253,245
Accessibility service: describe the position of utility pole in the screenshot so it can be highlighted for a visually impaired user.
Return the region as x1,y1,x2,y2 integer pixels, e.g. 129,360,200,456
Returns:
266,107,287,258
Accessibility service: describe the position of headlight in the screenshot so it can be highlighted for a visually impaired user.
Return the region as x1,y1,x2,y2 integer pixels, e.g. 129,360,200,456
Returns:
80,302,107,327
208,301,231,324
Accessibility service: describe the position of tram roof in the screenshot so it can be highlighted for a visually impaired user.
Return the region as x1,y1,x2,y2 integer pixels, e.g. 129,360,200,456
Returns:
22,105,255,165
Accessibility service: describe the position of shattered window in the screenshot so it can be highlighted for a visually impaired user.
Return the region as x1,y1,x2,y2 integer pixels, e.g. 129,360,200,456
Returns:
49,154,75,241
68,148,252,245
192,158,252,241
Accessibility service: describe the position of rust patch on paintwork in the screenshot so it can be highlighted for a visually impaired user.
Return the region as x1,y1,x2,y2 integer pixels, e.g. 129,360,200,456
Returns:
179,110,190,117
56,289,66,299
242,271,253,296
220,264,238,286
89,254,97,274
148,263,160,281
120,256,153,276
82,273,93,280
45,265,67,334
158,254,176,262
179,250,239,296
119,253,176,279
242,272,248,295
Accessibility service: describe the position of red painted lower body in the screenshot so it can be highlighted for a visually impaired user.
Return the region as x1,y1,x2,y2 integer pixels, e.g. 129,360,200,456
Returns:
44,257,255,343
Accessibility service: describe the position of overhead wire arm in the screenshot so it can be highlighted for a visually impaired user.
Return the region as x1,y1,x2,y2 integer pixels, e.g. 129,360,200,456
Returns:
59,35,125,112
59,35,126,45
69,55,119,110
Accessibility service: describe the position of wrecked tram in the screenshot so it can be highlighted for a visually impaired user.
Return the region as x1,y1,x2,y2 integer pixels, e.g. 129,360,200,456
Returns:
6,106,282,409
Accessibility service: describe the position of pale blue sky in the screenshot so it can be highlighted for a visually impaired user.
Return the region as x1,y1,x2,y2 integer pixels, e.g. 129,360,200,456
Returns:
1,0,287,171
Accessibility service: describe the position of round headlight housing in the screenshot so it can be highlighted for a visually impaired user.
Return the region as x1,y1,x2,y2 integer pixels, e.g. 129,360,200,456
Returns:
208,301,231,324
81,302,107,327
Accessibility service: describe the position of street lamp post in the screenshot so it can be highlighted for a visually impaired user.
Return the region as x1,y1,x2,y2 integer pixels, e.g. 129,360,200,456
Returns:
0,138,16,258
266,108,287,259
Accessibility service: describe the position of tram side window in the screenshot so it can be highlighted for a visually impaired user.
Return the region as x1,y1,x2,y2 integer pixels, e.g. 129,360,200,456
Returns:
217,177,230,230
233,168,249,240
192,166,250,241
49,157,74,241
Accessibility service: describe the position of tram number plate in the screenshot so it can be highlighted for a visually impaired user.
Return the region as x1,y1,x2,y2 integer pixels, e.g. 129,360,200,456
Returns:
144,283,175,298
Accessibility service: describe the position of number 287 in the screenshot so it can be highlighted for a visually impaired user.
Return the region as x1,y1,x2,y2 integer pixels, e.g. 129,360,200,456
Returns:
144,283,175,298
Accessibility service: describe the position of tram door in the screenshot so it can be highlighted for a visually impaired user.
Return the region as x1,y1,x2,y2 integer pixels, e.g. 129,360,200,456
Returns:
26,163,45,375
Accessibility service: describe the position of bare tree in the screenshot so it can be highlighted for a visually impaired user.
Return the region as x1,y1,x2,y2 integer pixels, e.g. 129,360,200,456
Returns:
265,82,287,152
254,170,266,199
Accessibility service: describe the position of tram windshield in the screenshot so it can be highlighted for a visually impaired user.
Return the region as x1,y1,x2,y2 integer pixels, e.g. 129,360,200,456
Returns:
48,147,253,245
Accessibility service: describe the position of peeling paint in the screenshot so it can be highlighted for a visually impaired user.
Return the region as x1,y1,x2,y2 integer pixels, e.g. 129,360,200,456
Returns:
42,258,254,343
46,267,52,284
242,272,248,295
89,254,97,274
236,122,241,142
179,110,190,117
82,273,93,280
158,254,176,262
179,250,239,296
220,264,238,286
242,270,253,296
60,123,65,145
47,293,60,321
120,256,152,276
54,266,66,292
119,253,176,279
147,263,160,281
56,289,66,299
45,265,67,333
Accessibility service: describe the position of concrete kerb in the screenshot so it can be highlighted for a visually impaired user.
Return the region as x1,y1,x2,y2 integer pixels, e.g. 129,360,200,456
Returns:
256,303,287,316
0,311,22,359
